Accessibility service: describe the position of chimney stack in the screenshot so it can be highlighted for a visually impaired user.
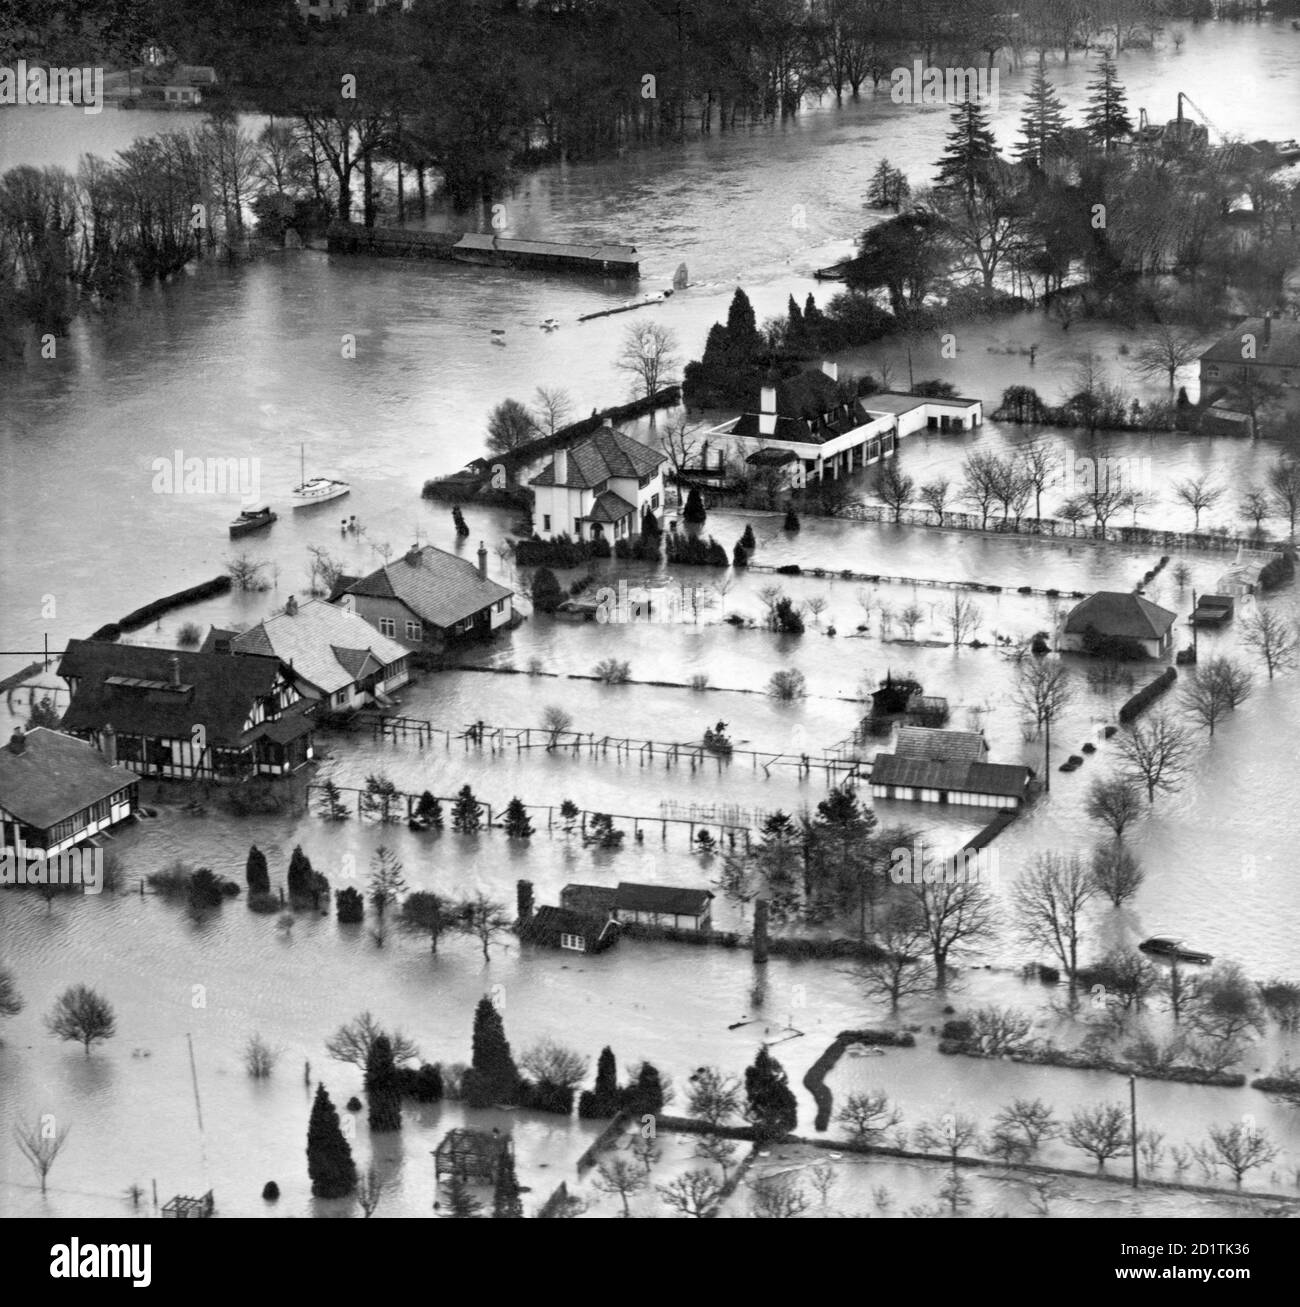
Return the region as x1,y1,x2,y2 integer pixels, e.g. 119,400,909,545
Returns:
169,655,181,687
8,728,25,755
554,447,568,484
405,543,422,567
102,723,117,766
477,541,488,580
284,595,298,616
759,386,777,437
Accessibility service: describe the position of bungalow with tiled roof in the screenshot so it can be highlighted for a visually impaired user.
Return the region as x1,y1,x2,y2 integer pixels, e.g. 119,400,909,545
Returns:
560,881,715,932
58,640,315,780
518,904,620,953
0,727,139,855
529,427,668,542
706,363,982,490
334,542,514,651
1199,313,1300,406
1060,591,1178,659
871,727,1030,809
223,596,410,713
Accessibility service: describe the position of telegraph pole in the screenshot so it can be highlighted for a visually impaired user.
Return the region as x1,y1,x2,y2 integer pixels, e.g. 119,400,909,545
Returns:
1129,1075,1139,1189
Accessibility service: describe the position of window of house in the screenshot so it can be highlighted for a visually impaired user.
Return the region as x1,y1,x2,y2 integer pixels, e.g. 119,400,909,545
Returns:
334,689,348,706
495,599,505,614
574,518,582,535
638,473,650,488
378,617,396,638
593,480,608,496
456,618,473,634
543,514,551,531
560,933,584,950
405,621,422,641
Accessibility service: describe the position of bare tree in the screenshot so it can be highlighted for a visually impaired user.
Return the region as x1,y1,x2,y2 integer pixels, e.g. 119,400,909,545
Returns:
947,595,982,648
961,451,1002,529
1266,455,1300,537
899,603,925,639
1116,712,1194,802
1172,472,1225,532
225,553,268,592
244,1032,280,1078
836,1090,903,1143
1202,1122,1278,1186
992,1099,1058,1152
541,705,573,750
520,1039,589,1091
356,1165,383,1217
871,459,916,523
594,1157,648,1216
1241,607,1297,680
1016,444,1059,523
661,412,703,477
1014,654,1073,785
46,985,115,1056
687,1065,742,1178
1085,775,1144,841
457,891,512,961
915,1113,981,1162
902,878,996,988
839,904,935,1009
531,385,573,437
1012,852,1096,994
751,1175,811,1218
656,1169,723,1218
1065,1103,1130,1169
918,477,952,524
1239,488,1270,535
306,545,345,597
14,1116,71,1194
325,1011,419,1069
486,398,537,455
1132,323,1201,389
1089,842,1145,907
1180,656,1253,736
809,1162,836,1207
617,322,680,403
966,1006,1035,1056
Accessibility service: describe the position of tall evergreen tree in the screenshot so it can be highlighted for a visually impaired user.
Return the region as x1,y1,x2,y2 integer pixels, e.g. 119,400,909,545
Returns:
723,288,762,361
451,785,482,833
306,1083,357,1198
744,1046,798,1142
286,845,313,901
503,797,534,838
623,1062,666,1116
466,996,519,1107
491,1146,524,1218
440,1174,484,1217
1083,56,1133,153
935,99,999,200
683,487,707,526
365,1034,403,1132
579,1045,620,1118
245,845,269,896
1015,65,1068,166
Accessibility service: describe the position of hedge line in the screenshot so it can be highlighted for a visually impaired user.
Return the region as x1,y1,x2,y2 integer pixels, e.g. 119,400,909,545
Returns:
1118,666,1176,724
116,576,232,634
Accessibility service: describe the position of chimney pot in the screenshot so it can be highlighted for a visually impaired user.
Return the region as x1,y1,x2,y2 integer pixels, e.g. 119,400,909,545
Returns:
284,595,298,616
9,728,25,755
102,723,117,766
477,541,488,580
170,655,181,687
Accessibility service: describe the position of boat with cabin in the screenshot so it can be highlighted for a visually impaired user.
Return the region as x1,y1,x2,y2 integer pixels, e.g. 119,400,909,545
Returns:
228,504,277,537
291,444,350,508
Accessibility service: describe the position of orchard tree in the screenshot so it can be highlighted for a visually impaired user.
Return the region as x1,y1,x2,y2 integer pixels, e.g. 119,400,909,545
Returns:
46,985,116,1056
1117,713,1194,802
400,891,454,952
1241,607,1297,680
1085,775,1144,841
1065,1103,1130,1169
1012,852,1097,994
325,1011,419,1070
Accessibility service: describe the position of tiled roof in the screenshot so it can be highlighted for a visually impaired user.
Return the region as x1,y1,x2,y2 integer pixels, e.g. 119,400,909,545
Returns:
1064,591,1177,639
561,883,618,916
59,640,287,747
530,427,666,489
585,490,636,523
0,728,137,830
520,905,616,944
343,546,512,630
871,753,1030,799
1199,318,1300,369
231,600,407,695
615,882,713,916
894,727,988,766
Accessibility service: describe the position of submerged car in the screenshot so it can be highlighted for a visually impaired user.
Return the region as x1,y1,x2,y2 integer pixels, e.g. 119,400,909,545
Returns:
1138,936,1214,965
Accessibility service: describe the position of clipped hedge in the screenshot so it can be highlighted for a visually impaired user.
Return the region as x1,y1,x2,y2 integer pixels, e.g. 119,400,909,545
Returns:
1118,666,1177,724
117,576,232,633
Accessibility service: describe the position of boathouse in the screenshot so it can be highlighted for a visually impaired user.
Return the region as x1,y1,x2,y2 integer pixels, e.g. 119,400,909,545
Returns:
449,232,638,277
530,427,668,542
58,641,316,779
222,597,411,712
0,727,138,856
335,543,514,652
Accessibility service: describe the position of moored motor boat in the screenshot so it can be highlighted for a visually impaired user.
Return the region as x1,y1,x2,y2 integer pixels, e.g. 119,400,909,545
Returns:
1138,936,1214,965
229,503,277,537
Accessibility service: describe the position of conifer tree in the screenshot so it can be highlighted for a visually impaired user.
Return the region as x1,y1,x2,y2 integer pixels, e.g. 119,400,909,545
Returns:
623,1062,666,1116
935,99,999,200
1015,65,1068,166
287,846,314,901
1083,56,1133,152
465,995,519,1107
503,797,534,838
306,1084,357,1198
451,784,482,832
744,1046,798,1142
245,845,269,896
335,886,364,923
492,1146,524,1218
440,1174,483,1217
365,1034,403,1132
724,288,762,361
579,1046,621,1118
683,488,707,526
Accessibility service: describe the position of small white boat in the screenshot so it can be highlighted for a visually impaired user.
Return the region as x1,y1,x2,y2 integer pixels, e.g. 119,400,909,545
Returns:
291,444,350,508
540,317,560,331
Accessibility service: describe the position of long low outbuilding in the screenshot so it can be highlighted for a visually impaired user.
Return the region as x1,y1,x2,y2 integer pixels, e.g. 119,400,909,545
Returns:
869,754,1032,808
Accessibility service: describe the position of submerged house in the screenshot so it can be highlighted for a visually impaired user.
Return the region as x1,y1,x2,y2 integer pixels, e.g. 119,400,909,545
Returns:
518,904,620,953
58,640,315,779
1060,591,1177,659
870,726,1031,809
0,727,139,855
708,364,982,491
529,427,668,542
220,597,411,712
335,543,514,651
560,881,715,932
1199,313,1300,406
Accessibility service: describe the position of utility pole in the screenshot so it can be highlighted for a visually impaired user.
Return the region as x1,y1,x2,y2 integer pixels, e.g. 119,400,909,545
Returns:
1191,589,1199,663
1129,1075,1139,1189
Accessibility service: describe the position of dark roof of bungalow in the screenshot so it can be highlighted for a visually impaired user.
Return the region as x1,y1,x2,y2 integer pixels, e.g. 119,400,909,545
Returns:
870,753,1030,799
1064,591,1177,639
1199,317,1300,369
520,905,617,944
614,882,714,916
530,427,666,490
58,640,298,747
341,545,512,630
894,727,988,766
0,727,137,830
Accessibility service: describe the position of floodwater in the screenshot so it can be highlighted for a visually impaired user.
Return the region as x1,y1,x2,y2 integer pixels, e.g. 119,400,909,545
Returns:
2,21,1299,1216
